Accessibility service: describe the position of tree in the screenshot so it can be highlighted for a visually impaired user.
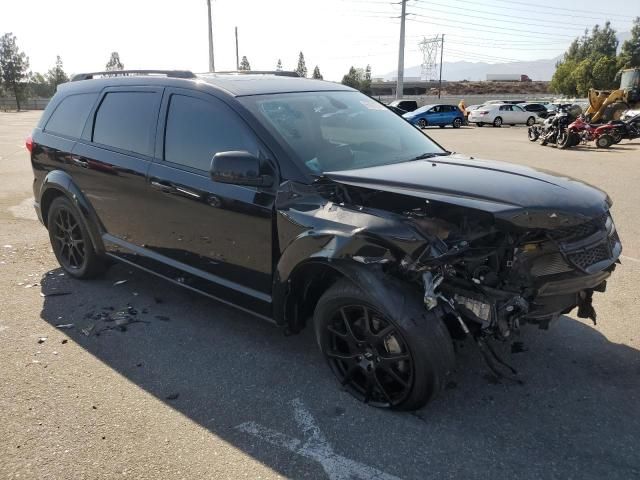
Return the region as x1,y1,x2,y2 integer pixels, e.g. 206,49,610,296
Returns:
550,22,619,96
46,55,69,91
105,52,124,71
312,65,323,80
295,51,307,78
239,56,251,71
362,64,372,94
276,59,282,71
0,33,30,111
619,17,640,68
29,72,54,98
341,66,362,89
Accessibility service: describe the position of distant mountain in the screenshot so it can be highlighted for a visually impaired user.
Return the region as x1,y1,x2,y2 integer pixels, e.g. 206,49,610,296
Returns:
383,31,631,82
383,57,560,82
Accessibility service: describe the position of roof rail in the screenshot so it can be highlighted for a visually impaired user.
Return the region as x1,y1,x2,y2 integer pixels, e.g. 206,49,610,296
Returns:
206,70,300,78
70,70,196,81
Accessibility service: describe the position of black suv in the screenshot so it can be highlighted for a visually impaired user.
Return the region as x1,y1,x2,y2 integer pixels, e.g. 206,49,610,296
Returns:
29,70,621,410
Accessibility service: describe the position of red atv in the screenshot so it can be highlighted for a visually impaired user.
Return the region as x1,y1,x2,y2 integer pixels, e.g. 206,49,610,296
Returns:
560,116,618,149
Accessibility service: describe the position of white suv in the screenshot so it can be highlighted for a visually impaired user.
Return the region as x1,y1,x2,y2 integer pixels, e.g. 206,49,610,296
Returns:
468,103,538,127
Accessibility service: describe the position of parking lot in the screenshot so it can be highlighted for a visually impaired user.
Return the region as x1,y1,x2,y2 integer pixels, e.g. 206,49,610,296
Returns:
1,111,639,479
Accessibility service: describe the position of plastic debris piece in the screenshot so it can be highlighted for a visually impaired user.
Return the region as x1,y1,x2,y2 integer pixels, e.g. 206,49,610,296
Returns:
40,291,72,298
81,325,95,336
112,280,128,286
55,323,74,329
165,393,180,400
37,337,47,344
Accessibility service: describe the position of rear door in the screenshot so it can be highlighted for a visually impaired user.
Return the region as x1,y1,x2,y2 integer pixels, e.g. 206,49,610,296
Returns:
141,88,276,315
71,86,163,245
498,104,513,122
512,105,528,123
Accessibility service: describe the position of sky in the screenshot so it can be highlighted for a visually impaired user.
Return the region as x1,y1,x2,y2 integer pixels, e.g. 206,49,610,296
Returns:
1,0,638,82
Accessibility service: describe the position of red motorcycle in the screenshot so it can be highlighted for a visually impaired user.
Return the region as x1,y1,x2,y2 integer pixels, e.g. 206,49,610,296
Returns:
560,116,617,149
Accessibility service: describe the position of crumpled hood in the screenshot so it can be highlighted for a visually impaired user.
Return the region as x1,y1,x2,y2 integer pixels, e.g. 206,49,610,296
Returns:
325,154,611,228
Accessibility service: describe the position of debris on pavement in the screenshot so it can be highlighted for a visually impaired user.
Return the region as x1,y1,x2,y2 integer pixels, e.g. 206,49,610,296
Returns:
55,323,75,329
40,291,72,298
37,337,47,344
112,280,128,287
165,393,180,401
61,339,68,344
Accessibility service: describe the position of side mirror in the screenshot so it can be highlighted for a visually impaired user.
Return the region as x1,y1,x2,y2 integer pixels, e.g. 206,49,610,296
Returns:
210,151,273,187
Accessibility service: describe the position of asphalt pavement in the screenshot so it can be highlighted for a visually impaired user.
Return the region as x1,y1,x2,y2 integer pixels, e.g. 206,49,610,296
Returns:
1,112,639,479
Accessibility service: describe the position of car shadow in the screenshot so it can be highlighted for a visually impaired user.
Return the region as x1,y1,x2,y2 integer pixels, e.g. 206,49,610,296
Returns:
38,264,640,479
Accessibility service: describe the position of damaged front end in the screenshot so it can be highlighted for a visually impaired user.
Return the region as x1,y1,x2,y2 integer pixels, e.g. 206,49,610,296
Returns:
276,171,622,352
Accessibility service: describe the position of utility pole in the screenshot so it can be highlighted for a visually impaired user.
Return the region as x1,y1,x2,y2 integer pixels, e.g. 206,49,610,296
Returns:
438,34,444,99
207,0,215,72
396,0,407,99
235,26,239,70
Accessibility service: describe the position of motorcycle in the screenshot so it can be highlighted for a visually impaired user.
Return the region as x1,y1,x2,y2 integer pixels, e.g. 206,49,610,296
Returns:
528,105,576,146
606,113,640,143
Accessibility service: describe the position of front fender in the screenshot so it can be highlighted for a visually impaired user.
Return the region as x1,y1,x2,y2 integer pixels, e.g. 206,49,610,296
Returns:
39,170,105,254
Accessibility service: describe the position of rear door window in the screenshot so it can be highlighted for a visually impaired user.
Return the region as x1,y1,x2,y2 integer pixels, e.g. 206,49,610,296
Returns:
163,94,258,172
92,91,160,156
44,93,98,138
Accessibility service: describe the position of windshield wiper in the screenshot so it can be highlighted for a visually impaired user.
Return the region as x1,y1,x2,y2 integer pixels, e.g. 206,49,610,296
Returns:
409,151,451,161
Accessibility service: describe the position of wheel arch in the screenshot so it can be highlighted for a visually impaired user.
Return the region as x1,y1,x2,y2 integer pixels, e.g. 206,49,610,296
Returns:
39,170,105,254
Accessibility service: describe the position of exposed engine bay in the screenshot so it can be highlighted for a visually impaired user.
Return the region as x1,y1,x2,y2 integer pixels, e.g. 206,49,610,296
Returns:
342,185,620,339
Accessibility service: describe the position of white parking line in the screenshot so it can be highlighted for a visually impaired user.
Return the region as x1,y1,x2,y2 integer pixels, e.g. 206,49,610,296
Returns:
621,255,640,263
236,398,403,480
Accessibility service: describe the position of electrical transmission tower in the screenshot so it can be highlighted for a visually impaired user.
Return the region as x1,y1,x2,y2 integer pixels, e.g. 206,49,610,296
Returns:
418,35,441,81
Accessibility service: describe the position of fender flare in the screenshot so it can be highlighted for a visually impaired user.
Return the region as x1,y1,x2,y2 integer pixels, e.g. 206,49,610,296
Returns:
273,231,416,331
39,170,105,254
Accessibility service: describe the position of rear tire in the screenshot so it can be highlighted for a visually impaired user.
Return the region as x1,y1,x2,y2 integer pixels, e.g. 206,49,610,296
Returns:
439,125,445,129
596,134,613,148
452,117,462,128
493,116,503,127
47,196,107,279
313,279,454,411
477,122,484,127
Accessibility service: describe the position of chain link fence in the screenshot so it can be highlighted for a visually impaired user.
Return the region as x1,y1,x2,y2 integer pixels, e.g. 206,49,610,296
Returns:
0,97,51,111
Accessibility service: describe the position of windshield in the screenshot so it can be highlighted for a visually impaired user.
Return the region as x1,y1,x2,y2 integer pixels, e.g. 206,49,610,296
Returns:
620,70,640,90
239,91,445,174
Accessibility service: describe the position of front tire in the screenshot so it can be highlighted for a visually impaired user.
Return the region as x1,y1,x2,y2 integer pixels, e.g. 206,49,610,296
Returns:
527,126,539,141
313,279,454,410
596,134,613,148
417,118,427,129
47,196,106,279
476,122,484,127
526,116,536,126
493,116,503,127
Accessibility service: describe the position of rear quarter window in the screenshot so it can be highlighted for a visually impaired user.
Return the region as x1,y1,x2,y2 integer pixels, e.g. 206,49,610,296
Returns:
92,91,159,157
44,93,98,138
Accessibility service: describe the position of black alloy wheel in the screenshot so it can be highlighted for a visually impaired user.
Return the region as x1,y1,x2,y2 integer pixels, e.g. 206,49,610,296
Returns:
418,118,428,129
526,116,536,126
493,116,503,127
323,304,413,407
51,206,86,271
452,117,462,128
47,196,106,278
314,279,455,410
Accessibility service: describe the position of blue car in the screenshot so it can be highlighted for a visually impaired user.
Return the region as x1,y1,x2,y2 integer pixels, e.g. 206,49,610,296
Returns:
403,104,464,129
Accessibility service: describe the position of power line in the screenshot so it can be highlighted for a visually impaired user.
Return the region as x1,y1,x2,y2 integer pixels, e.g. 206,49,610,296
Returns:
407,16,573,40
408,12,578,38
408,1,597,30
481,0,632,20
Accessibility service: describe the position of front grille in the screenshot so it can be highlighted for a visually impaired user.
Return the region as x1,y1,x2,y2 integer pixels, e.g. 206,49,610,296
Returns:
546,212,620,274
567,243,612,271
547,212,608,242
531,253,574,276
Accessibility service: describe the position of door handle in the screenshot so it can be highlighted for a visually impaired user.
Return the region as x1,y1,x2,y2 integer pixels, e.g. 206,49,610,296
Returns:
150,180,175,193
70,156,88,168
